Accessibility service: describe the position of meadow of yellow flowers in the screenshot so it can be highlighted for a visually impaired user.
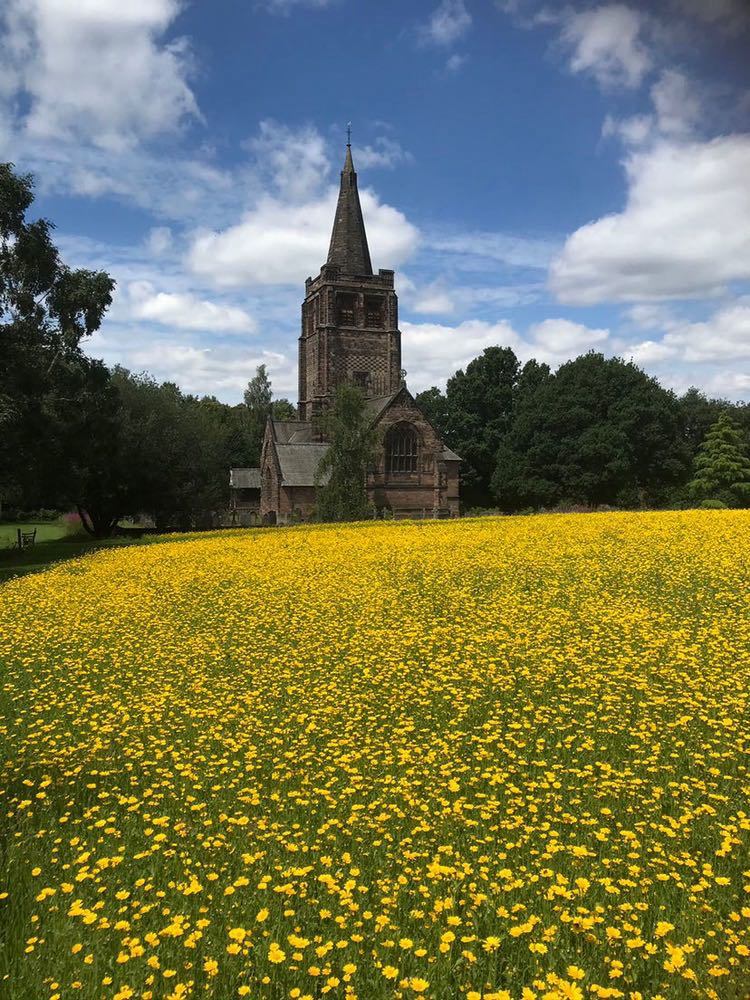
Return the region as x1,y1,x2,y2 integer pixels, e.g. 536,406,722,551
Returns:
0,511,748,1000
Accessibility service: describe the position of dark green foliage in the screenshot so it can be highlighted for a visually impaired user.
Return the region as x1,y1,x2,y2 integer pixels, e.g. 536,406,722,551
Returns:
1,162,115,514
414,386,449,436
271,398,298,420
688,412,750,508
315,384,376,522
417,350,552,507
492,353,690,511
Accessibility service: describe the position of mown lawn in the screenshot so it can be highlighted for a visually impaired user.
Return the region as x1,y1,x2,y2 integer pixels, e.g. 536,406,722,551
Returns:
0,512,748,1000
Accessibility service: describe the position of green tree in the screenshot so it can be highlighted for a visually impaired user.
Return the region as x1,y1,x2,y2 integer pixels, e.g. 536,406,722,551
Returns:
271,398,298,420
242,364,273,464
112,369,229,530
418,350,552,507
1,163,115,508
239,365,295,464
492,353,690,511
688,412,750,508
315,384,377,522
414,386,449,437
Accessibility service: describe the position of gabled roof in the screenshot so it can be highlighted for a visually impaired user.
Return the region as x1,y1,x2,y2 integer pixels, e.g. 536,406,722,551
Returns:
276,443,330,486
364,391,400,422
326,145,373,276
272,420,315,444
230,468,261,489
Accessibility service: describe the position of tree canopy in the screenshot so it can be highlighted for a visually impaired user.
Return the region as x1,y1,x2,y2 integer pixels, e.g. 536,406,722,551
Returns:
689,411,750,508
492,353,691,510
1,163,115,513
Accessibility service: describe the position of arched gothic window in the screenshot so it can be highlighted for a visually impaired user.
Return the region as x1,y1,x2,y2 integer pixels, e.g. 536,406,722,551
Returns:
387,423,419,474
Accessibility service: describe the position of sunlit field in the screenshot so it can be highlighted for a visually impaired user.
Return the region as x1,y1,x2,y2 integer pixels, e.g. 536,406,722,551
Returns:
1,512,748,1000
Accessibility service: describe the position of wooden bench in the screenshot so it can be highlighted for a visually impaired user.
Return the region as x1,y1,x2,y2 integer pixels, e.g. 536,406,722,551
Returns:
17,528,37,549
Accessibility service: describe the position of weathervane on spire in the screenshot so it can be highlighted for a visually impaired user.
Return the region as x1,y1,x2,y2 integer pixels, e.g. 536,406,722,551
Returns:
346,121,352,146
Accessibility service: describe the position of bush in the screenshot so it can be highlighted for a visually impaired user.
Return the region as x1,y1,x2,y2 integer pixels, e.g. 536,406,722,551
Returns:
700,498,728,510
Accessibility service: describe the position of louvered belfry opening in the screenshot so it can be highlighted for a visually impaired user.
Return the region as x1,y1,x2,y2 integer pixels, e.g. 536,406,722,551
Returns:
387,424,419,474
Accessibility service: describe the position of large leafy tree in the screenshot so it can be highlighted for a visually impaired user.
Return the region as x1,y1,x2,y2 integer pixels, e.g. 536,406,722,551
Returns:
417,349,552,507
1,163,114,509
111,369,231,530
688,412,750,508
492,353,690,511
315,383,377,522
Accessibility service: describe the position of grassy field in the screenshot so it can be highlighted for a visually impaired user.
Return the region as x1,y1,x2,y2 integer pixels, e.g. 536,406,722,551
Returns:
0,520,71,547
0,512,748,1000
0,522,160,584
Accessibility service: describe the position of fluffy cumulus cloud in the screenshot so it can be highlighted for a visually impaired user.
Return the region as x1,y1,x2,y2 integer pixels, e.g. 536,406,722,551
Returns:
418,0,472,47
557,3,652,89
246,119,331,203
626,301,750,365
127,281,256,333
0,0,198,150
88,326,296,399
550,135,750,304
188,188,419,287
401,317,611,391
353,137,413,171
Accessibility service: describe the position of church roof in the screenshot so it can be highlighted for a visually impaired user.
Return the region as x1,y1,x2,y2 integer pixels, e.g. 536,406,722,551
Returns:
229,468,260,489
276,443,330,486
326,145,373,276
272,420,315,444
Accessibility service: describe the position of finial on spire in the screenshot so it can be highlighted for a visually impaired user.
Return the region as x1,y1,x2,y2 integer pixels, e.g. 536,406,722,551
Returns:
346,121,352,146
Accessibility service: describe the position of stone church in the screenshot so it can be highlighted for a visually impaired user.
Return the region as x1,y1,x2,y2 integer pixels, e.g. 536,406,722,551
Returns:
230,144,460,524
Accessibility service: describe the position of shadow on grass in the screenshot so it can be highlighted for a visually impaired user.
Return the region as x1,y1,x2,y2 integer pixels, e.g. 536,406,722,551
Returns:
0,536,150,584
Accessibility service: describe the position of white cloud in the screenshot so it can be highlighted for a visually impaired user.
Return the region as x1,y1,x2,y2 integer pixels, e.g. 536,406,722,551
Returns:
650,69,702,137
146,226,174,256
427,230,558,271
412,283,456,315
89,326,296,399
0,0,198,151
446,53,467,72
188,188,419,287
128,281,257,333
401,316,611,390
628,301,750,363
529,317,609,353
558,4,652,89
402,319,521,389
418,0,472,47
551,135,750,304
353,137,412,170
246,119,331,202
625,302,676,330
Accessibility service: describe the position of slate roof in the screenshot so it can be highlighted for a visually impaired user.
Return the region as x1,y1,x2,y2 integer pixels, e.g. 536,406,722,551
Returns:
326,145,373,276
276,443,330,486
272,420,315,444
229,468,261,489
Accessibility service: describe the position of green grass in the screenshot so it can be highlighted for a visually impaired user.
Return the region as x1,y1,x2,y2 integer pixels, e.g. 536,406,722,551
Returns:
0,520,70,547
0,521,158,584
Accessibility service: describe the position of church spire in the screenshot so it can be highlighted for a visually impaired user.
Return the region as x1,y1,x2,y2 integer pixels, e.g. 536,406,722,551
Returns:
326,141,373,276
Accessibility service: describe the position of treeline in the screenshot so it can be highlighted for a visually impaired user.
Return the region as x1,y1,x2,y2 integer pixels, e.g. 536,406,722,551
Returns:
1,160,296,533
416,347,750,512
4,162,750,532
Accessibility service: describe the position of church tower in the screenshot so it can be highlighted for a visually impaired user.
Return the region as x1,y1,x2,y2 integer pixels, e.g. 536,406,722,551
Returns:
298,144,402,421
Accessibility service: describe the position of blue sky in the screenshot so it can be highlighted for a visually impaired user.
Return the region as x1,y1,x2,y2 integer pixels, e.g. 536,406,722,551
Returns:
2,0,750,402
